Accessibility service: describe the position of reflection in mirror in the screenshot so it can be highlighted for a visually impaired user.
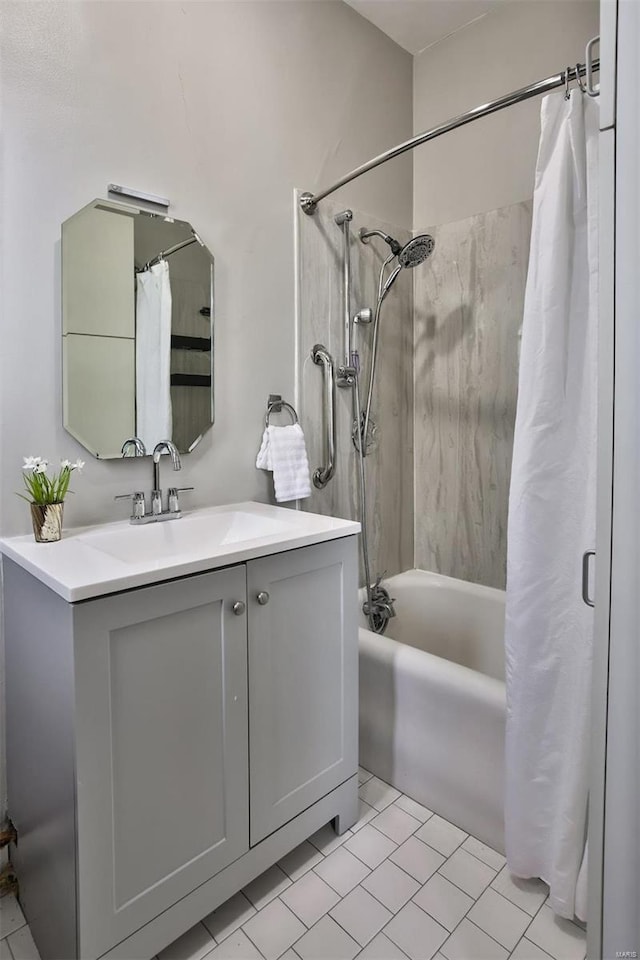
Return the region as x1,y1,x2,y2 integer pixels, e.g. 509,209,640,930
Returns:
62,199,214,458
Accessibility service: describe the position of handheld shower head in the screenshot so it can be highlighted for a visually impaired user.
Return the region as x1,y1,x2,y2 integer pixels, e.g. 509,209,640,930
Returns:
398,234,435,268
359,225,435,299
379,235,436,298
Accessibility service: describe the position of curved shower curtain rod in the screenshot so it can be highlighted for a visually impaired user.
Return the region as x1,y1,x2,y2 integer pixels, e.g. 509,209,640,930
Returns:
299,52,600,216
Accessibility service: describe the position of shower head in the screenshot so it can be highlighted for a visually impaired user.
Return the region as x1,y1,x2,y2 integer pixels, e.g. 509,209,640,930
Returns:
359,228,402,256
397,234,435,268
360,225,435,300
360,226,435,269
379,234,436,299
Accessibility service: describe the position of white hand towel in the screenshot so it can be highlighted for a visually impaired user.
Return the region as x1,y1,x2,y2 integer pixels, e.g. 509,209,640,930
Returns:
256,424,312,502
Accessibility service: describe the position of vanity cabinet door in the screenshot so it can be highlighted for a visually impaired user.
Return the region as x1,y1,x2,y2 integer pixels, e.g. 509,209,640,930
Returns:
72,566,249,960
247,537,358,845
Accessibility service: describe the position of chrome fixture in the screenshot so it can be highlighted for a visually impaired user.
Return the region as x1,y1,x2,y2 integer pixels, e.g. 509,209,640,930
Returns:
398,235,435,268
153,441,181,511
114,491,147,520
311,344,336,488
585,36,600,97
121,437,146,457
257,591,270,605
265,394,299,427
299,49,599,216
107,183,170,208
363,576,397,634
582,550,596,607
115,440,193,524
232,601,246,616
335,210,357,387
349,228,434,634
359,229,402,256
354,307,373,326
357,229,434,455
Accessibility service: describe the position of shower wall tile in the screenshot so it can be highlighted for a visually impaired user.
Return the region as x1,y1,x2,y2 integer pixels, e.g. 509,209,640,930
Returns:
414,201,532,589
297,196,414,582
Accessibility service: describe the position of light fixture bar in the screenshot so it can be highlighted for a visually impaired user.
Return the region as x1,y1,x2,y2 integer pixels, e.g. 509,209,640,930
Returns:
107,184,170,208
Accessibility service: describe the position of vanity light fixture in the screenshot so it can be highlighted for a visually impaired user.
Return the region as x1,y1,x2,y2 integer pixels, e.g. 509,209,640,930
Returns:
107,183,170,208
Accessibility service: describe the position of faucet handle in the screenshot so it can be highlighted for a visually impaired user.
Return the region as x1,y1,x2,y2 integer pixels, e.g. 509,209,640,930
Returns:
115,491,146,519
168,487,194,513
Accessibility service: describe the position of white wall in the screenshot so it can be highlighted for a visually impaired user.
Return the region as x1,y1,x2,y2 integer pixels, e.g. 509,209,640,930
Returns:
0,0,412,810
413,0,600,227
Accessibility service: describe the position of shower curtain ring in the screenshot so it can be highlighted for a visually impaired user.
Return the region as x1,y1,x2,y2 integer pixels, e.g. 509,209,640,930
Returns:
564,66,572,100
575,63,586,94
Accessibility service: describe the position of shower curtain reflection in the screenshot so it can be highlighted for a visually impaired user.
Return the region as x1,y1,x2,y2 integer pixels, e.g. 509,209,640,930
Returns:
136,260,173,451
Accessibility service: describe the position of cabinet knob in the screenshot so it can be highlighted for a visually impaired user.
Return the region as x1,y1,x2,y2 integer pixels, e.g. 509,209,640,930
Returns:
257,591,270,605
232,601,246,616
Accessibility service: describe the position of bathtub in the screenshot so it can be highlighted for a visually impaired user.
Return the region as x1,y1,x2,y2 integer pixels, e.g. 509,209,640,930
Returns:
359,569,507,853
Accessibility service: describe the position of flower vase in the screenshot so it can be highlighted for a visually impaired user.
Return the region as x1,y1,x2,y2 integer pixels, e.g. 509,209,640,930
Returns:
30,502,64,542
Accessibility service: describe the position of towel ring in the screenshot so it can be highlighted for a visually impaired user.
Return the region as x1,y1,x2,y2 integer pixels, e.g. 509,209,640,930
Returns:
265,397,299,428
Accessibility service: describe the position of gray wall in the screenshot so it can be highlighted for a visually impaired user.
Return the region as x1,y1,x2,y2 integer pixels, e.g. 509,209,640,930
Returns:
1,1,412,537
411,0,599,588
0,0,412,815
413,0,600,227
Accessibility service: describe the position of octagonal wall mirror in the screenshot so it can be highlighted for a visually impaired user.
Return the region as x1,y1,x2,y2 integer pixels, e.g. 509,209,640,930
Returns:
62,199,214,459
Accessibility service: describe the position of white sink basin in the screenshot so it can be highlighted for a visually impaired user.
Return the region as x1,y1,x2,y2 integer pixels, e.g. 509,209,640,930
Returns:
0,501,360,601
76,509,295,565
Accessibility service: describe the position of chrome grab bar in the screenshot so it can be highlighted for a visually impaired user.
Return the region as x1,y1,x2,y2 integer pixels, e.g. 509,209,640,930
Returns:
311,343,336,488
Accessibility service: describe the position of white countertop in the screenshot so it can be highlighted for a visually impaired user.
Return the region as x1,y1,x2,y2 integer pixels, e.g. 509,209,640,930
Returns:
0,501,360,602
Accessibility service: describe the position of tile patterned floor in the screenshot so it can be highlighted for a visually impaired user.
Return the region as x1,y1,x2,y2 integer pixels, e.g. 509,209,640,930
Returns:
0,769,587,960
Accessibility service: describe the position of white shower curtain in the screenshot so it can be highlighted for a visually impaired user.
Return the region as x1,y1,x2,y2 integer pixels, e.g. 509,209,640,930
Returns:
504,90,599,921
136,260,173,451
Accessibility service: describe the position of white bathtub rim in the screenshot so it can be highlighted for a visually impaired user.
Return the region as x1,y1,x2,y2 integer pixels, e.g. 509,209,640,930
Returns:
359,626,506,707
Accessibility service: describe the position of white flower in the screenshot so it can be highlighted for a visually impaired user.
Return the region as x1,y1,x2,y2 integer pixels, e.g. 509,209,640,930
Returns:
23,456,43,470
60,459,72,470
34,461,48,474
72,459,85,472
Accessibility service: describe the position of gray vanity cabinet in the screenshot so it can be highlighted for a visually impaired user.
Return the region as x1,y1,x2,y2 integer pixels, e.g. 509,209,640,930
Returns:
4,533,359,960
73,564,249,959
248,540,358,844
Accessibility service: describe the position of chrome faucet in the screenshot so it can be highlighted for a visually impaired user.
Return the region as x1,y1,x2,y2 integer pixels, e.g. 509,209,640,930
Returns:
115,440,193,524
152,441,181,515
153,440,181,489
121,436,146,457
